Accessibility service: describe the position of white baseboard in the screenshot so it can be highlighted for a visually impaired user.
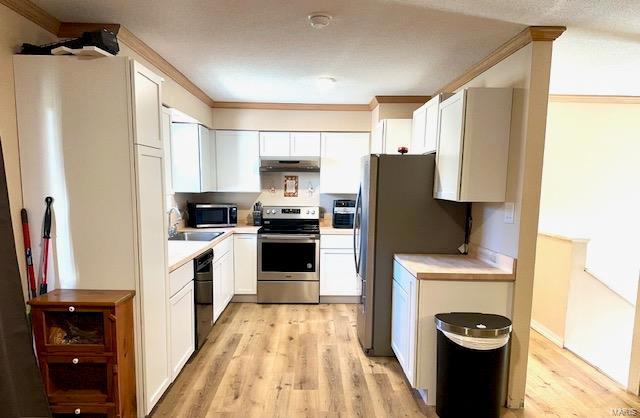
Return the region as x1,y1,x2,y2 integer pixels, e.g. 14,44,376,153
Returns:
416,388,432,405
530,319,564,348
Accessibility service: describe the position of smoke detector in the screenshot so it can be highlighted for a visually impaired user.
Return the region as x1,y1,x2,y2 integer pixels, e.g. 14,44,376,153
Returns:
308,13,332,29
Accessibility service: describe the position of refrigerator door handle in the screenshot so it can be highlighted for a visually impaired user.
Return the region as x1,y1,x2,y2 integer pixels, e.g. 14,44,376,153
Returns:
353,185,362,273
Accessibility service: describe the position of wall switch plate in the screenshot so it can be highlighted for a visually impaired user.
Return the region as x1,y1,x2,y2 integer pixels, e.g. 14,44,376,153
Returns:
504,202,515,224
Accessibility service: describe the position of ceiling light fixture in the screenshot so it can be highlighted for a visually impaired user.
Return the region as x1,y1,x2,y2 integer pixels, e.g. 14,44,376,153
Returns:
308,13,332,29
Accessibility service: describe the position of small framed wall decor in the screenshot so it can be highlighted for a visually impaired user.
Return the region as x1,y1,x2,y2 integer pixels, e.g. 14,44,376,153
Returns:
284,175,299,197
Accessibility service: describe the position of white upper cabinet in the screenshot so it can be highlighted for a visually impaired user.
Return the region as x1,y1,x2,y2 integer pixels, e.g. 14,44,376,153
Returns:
411,94,451,154
320,132,370,194
170,123,200,193
170,123,216,193
290,132,321,157
260,131,321,158
260,131,290,157
161,107,174,196
132,62,163,149
371,119,412,154
216,130,261,192
434,88,513,202
199,126,217,192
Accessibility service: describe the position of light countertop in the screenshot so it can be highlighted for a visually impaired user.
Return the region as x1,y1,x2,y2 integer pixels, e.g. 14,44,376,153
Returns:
168,225,260,273
169,225,352,272
394,252,515,282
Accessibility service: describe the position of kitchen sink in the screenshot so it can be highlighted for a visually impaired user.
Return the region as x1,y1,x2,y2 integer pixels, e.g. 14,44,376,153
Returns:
168,231,224,242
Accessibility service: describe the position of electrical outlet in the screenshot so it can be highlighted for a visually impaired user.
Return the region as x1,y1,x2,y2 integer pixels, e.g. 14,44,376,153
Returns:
504,202,515,224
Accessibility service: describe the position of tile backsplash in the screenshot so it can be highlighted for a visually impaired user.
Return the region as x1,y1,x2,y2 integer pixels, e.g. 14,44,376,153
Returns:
170,172,356,226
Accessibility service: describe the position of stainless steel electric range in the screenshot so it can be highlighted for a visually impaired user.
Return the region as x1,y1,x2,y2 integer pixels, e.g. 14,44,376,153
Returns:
257,206,320,304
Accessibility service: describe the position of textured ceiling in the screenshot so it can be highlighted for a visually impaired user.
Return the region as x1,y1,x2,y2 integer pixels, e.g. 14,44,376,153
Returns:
31,0,640,102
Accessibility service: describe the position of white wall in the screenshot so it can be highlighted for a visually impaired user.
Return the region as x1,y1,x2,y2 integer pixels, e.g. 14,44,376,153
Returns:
539,100,640,303
0,5,58,298
212,108,370,132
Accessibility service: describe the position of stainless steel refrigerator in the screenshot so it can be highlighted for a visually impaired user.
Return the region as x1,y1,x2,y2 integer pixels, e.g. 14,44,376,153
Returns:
354,154,468,356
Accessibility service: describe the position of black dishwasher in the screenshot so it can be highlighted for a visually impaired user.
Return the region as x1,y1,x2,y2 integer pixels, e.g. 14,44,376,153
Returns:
194,249,214,350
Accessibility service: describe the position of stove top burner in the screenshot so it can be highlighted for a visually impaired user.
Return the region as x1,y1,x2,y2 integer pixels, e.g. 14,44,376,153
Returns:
259,205,320,235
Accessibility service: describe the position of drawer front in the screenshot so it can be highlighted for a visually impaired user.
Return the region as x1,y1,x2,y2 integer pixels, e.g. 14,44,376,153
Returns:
51,404,115,418
212,235,232,262
320,234,353,249
32,307,113,354
42,355,114,404
170,261,194,297
393,260,414,293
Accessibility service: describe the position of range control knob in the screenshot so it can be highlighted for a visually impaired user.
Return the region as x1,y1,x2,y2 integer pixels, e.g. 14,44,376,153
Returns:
306,210,310,214
311,210,316,215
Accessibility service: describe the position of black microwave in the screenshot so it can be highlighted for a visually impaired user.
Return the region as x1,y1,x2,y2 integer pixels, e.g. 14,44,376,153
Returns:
187,203,237,228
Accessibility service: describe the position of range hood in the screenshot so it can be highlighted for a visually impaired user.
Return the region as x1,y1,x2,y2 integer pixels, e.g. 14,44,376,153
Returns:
259,158,320,172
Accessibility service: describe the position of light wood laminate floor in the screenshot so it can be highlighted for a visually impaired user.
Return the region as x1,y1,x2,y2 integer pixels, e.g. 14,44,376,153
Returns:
151,303,640,418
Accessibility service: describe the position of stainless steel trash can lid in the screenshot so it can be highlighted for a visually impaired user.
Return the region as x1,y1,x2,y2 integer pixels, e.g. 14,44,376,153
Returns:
435,312,512,338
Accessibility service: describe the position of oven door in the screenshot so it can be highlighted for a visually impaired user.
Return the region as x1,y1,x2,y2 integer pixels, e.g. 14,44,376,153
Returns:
257,234,319,281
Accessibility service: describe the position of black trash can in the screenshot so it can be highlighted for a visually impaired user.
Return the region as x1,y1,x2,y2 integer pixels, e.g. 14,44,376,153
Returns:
435,312,512,418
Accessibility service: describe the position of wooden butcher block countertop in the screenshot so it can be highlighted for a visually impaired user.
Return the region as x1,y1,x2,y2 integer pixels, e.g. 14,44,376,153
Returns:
394,250,516,282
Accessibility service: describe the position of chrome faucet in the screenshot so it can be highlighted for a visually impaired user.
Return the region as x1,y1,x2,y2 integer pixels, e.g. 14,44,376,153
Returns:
167,207,182,238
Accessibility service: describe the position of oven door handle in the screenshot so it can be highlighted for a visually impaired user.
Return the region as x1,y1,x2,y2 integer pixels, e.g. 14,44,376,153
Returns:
259,234,319,240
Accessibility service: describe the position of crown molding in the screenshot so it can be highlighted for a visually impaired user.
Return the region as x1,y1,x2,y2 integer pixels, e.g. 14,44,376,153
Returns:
116,27,215,107
368,95,431,110
434,26,566,95
212,101,370,111
528,26,566,42
3,3,568,113
549,94,640,104
58,22,121,38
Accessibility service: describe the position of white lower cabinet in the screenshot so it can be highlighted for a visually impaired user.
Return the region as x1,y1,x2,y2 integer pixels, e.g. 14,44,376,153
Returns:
234,234,257,295
222,250,234,305
320,249,359,296
320,234,360,296
391,263,418,386
391,259,514,405
213,238,235,322
213,258,224,322
169,281,195,381
135,145,171,412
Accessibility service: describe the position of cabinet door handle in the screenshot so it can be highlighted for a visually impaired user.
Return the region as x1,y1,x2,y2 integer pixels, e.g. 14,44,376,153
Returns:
68,306,75,312
72,358,79,365
74,408,81,414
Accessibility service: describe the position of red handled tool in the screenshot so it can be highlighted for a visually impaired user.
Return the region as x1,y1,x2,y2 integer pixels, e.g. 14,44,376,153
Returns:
20,208,37,299
39,196,53,295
